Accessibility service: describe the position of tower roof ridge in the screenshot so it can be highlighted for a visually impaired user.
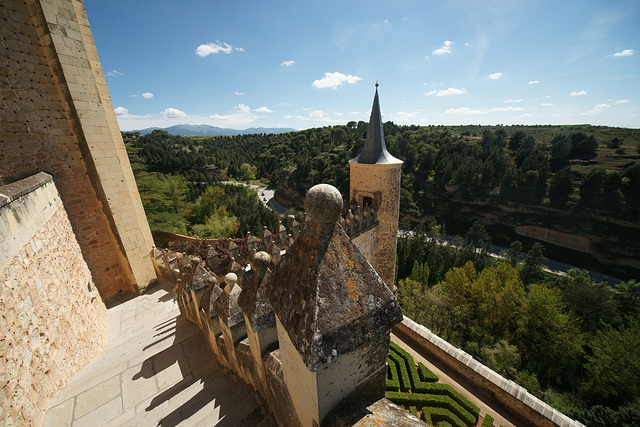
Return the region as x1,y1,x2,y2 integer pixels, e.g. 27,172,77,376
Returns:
350,84,402,165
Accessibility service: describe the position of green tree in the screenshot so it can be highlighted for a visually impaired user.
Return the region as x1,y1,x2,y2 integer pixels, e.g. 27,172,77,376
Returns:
581,320,640,407
549,167,573,207
521,242,546,285
239,162,257,181
504,240,523,267
472,263,526,337
410,260,430,287
515,284,585,387
191,208,240,239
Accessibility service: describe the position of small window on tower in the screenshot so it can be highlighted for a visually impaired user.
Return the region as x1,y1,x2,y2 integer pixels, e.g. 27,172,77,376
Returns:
362,196,373,207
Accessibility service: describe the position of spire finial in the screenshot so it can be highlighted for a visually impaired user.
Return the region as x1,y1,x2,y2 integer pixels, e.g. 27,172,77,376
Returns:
375,80,379,88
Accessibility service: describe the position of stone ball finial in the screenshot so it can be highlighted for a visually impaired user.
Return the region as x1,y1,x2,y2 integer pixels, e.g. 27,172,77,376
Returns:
224,272,238,286
304,184,343,224
252,251,271,272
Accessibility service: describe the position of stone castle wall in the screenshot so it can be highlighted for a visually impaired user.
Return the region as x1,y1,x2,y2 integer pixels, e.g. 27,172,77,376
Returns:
0,0,156,300
0,173,109,426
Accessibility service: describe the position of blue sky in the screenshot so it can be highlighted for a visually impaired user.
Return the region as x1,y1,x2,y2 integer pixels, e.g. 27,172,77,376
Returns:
85,0,640,131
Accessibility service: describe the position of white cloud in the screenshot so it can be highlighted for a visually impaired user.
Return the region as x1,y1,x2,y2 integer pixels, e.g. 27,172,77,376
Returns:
395,110,422,122
505,99,523,103
129,94,139,98
195,41,243,57
141,92,154,99
161,108,188,118
616,99,630,103
254,106,273,113
114,106,128,116
425,90,437,96
541,103,554,106
445,107,486,115
487,72,503,80
106,70,123,77
571,90,587,96
309,110,328,119
281,60,295,67
209,104,264,126
284,110,333,122
312,72,362,89
436,88,468,96
433,40,453,55
614,49,635,57
489,107,525,112
235,92,246,96
527,80,540,85
581,104,611,116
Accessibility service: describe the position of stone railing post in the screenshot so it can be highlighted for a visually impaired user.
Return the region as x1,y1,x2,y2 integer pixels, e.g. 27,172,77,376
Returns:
238,251,277,399
213,272,247,371
265,184,403,427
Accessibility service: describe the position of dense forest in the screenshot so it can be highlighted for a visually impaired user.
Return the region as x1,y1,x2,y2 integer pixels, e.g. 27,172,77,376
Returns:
124,123,640,425
396,222,640,426
124,123,640,277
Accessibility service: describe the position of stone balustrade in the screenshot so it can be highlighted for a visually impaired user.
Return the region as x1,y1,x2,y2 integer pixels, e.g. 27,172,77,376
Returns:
152,184,416,427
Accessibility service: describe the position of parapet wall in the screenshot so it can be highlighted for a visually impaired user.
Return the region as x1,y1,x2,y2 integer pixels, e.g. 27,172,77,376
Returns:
394,316,585,427
0,173,109,426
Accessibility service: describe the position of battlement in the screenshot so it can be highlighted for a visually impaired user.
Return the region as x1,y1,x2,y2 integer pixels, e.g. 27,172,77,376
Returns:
152,184,414,426
151,201,381,284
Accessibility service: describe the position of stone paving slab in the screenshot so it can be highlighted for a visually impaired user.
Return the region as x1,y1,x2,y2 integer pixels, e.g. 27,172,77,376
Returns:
44,280,274,426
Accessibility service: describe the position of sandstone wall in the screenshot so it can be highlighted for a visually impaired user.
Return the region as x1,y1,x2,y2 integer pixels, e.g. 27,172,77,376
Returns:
515,226,591,254
0,0,156,299
0,173,108,426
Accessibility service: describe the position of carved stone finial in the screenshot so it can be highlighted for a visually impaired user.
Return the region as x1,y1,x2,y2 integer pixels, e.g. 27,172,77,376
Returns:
304,184,343,224
252,251,271,273
225,272,238,287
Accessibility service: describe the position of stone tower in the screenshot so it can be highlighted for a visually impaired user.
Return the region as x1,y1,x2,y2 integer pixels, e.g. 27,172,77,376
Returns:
349,84,403,290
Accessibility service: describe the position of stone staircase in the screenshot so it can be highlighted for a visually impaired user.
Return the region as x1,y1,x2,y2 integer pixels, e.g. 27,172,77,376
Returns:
43,280,275,426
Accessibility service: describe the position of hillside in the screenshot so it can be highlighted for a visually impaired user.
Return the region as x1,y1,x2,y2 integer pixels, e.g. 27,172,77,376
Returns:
123,123,640,280
131,124,297,136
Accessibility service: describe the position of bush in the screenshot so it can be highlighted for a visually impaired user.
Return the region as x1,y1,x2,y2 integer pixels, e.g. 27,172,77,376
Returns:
388,342,479,422
409,406,418,417
388,349,412,392
385,392,476,427
418,362,439,382
386,359,400,391
481,414,495,427
421,406,467,427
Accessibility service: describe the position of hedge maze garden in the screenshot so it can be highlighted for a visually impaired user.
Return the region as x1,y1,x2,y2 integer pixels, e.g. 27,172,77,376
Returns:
386,341,498,427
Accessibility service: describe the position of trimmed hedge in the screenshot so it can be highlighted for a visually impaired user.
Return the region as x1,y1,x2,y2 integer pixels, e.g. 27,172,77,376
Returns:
409,406,419,418
384,392,476,427
418,361,439,382
421,406,467,427
387,342,480,423
386,359,400,391
388,349,412,392
482,414,495,427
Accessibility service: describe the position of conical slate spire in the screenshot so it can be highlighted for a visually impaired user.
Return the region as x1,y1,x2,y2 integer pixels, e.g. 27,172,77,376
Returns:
350,84,402,165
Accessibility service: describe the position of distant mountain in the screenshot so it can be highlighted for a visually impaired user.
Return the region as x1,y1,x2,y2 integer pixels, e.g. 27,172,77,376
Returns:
129,124,297,136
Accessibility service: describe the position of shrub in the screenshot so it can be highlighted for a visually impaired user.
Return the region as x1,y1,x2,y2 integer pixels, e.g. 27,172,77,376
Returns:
388,350,412,392
418,362,439,382
386,359,400,391
421,406,467,427
409,406,418,417
482,414,495,427
384,392,476,427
